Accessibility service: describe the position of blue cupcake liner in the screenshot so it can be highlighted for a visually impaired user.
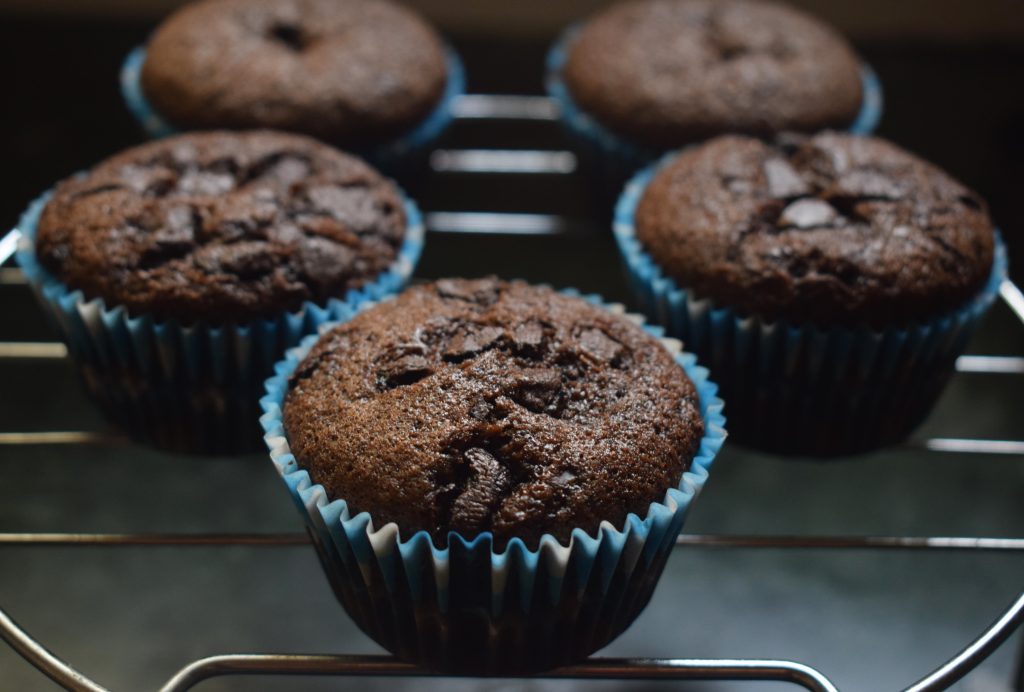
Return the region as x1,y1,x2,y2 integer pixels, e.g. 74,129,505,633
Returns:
260,291,727,672
614,156,1007,456
544,25,884,193
14,188,425,454
120,44,466,176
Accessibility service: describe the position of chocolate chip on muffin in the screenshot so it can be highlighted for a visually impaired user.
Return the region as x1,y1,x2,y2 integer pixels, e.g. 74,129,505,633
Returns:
634,132,995,327
563,0,864,146
141,0,448,147
36,130,407,324
283,278,705,547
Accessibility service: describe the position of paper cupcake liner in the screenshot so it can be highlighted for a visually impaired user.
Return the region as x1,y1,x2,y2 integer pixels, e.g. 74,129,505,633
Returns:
14,188,425,454
259,291,727,673
544,25,884,197
120,44,466,177
614,159,1007,456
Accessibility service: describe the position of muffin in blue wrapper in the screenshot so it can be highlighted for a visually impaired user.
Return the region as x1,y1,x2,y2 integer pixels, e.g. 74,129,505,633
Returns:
545,1,884,196
121,45,466,178
614,139,1007,457
15,133,426,454
260,286,726,673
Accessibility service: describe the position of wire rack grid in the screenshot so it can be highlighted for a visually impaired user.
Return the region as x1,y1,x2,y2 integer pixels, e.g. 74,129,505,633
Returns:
1,94,1023,692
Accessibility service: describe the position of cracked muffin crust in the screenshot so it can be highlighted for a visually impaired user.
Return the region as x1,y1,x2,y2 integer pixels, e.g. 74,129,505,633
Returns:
36,130,407,324
283,278,705,548
635,132,995,328
141,0,448,147
563,0,863,147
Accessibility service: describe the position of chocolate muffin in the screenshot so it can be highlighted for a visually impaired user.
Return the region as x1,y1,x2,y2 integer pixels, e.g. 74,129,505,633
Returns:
635,132,995,328
140,0,448,148
563,0,864,147
36,130,407,324
283,278,705,547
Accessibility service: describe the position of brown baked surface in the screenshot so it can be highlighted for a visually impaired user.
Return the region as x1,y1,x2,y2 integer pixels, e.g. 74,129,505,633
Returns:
563,0,863,147
634,132,995,327
283,278,705,548
36,130,406,324
141,0,448,147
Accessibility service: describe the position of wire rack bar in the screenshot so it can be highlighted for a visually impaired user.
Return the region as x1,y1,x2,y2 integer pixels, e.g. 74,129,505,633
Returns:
0,268,25,284
908,439,1024,455
0,342,68,358
2,340,1022,378
0,228,19,267
2,532,1024,552
3,341,1023,376
0,432,126,446
954,355,1024,374
429,148,576,174
905,591,1024,691
424,211,580,235
1001,280,1024,324
2,431,1022,456
0,608,107,692
450,94,559,120
0,601,841,692
159,655,840,692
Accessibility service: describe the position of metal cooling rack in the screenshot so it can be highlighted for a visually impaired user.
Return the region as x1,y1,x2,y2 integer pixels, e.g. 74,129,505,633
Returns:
1,94,1024,692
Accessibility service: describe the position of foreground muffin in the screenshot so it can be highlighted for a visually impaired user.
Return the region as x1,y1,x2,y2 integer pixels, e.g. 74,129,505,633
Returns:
263,278,726,671
546,0,880,184
18,130,424,452
615,132,1005,455
126,0,463,169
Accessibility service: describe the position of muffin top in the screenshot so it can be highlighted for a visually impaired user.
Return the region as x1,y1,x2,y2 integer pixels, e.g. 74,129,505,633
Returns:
634,132,995,327
283,278,705,548
141,0,448,147
35,130,407,324
563,0,863,147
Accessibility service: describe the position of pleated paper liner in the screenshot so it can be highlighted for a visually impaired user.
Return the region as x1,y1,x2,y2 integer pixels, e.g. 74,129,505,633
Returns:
260,292,726,673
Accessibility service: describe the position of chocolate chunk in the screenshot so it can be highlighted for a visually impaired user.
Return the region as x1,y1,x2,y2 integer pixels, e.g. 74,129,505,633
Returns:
469,399,494,421
295,237,357,291
509,367,563,415
449,447,513,534
831,170,905,201
779,198,838,229
306,185,390,235
579,327,623,363
177,169,235,196
444,325,504,361
512,320,546,354
435,278,501,307
206,242,278,278
298,216,361,247
157,205,197,247
120,163,177,196
379,353,432,390
254,155,311,186
764,157,811,199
